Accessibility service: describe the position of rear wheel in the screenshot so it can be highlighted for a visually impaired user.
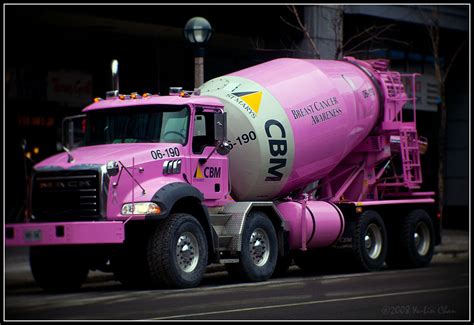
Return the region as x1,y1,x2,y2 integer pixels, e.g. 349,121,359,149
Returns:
30,246,89,293
226,211,277,282
352,210,387,271
386,209,434,268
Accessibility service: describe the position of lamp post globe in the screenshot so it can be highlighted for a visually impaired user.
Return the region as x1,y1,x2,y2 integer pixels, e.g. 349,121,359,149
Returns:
184,17,213,88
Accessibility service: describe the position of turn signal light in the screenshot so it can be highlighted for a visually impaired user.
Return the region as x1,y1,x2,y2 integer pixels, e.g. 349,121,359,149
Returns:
148,204,161,214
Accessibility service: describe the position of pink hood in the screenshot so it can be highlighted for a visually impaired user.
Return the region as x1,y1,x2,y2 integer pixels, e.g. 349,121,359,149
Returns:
35,143,180,169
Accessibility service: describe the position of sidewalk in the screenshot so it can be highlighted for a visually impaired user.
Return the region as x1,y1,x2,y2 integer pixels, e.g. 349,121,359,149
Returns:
435,229,470,257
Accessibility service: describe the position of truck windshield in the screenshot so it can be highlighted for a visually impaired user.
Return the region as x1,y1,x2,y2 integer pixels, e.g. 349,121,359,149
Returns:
83,105,189,145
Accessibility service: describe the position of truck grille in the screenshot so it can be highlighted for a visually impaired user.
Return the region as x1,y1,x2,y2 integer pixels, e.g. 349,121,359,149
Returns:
32,170,103,221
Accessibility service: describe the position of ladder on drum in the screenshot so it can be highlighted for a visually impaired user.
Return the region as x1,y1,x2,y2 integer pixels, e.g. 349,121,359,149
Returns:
370,60,423,189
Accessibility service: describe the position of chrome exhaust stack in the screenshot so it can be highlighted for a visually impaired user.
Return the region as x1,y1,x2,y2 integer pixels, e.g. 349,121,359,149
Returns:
106,59,119,99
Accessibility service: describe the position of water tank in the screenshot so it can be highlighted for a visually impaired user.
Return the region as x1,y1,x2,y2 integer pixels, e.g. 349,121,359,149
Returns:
200,58,381,201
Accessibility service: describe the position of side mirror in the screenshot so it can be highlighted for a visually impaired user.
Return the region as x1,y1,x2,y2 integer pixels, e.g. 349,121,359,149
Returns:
214,112,227,142
61,114,86,150
216,140,231,156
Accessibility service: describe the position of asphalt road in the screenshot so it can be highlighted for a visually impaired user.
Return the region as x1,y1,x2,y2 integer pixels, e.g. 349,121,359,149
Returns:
4,251,470,321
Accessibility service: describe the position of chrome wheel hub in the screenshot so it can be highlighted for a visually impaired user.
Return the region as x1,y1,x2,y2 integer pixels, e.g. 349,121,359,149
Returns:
414,222,430,256
249,228,270,267
365,223,382,259
176,232,199,273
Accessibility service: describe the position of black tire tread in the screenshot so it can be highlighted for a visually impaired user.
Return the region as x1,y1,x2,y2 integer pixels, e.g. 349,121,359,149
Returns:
227,211,278,282
147,213,208,288
352,210,387,272
388,209,434,269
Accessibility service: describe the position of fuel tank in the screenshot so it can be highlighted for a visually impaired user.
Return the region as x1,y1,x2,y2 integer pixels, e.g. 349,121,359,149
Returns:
276,200,345,250
200,58,381,201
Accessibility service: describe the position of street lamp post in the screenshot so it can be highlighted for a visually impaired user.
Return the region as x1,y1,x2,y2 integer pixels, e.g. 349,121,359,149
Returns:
184,17,213,88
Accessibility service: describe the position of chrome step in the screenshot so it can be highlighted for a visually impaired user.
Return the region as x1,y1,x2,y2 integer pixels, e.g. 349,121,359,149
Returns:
218,235,233,249
209,213,232,227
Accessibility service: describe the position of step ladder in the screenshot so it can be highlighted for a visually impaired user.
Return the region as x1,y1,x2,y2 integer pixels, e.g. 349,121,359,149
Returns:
379,71,407,123
399,126,423,188
367,59,423,191
209,213,233,250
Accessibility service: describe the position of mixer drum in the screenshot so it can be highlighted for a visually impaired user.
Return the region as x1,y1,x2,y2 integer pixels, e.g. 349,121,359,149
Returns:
200,58,381,201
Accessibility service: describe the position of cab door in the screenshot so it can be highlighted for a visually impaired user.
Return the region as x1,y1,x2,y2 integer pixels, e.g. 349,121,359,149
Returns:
190,110,229,200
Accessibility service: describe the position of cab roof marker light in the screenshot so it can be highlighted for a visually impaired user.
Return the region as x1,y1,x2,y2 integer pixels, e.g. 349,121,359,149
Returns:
131,92,142,100
94,97,104,103
179,90,192,98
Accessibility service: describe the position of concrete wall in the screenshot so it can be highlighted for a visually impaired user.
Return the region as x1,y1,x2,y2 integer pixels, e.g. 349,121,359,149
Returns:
298,5,343,59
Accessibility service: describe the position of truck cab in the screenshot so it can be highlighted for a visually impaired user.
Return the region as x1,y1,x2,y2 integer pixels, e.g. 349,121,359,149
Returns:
35,92,231,221
83,92,230,211
6,90,238,290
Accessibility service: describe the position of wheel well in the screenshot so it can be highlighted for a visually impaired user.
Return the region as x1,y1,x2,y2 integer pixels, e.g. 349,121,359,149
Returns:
170,197,218,262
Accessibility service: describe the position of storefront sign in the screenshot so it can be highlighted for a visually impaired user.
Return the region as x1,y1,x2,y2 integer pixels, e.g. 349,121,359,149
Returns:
47,70,92,106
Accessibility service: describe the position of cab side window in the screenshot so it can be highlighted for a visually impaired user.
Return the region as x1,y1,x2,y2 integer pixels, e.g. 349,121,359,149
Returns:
192,112,216,154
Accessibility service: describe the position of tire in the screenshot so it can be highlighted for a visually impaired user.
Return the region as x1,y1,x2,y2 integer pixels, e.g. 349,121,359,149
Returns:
147,213,208,289
352,210,387,271
30,246,89,293
386,209,435,268
230,211,278,282
272,233,292,278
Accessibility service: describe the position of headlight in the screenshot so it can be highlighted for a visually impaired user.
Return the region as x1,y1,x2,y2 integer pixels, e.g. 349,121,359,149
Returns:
121,202,161,215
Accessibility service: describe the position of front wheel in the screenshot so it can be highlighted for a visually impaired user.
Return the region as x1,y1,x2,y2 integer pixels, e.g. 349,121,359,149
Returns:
228,211,278,282
147,213,208,289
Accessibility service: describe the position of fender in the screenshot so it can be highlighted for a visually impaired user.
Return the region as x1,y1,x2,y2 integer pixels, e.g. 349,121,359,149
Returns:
147,182,219,261
149,182,204,219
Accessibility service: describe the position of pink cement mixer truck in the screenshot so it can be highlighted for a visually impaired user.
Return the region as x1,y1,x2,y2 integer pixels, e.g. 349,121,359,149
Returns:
5,57,440,291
